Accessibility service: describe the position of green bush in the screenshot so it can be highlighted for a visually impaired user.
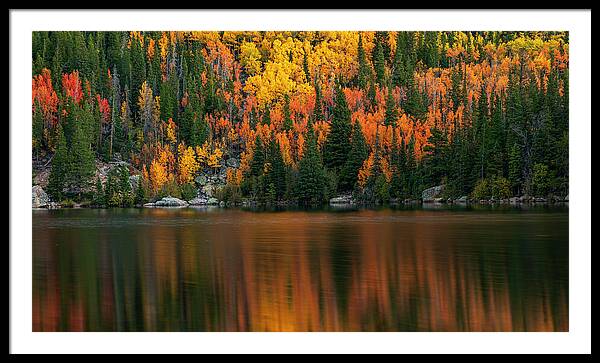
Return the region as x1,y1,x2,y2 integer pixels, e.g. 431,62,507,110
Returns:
180,183,197,201
531,163,550,197
216,183,243,205
156,180,182,200
325,168,339,200
61,198,75,208
492,177,512,199
375,175,391,204
471,178,491,200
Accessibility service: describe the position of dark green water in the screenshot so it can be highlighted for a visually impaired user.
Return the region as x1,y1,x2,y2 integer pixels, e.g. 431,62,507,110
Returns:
32,205,568,332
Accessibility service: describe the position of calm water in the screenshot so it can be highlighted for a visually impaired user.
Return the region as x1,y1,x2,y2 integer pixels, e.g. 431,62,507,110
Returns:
32,206,569,332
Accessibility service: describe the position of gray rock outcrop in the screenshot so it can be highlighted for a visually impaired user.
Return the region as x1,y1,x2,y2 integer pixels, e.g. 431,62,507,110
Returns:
154,196,188,207
329,194,354,205
422,185,446,202
32,185,49,208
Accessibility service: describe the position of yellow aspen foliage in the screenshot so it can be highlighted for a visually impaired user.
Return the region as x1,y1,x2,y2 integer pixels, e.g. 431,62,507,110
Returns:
166,118,177,144
207,146,223,169
138,81,151,109
149,159,168,193
177,144,199,185
195,142,210,166
147,38,156,60
358,152,375,188
128,31,144,48
240,41,262,75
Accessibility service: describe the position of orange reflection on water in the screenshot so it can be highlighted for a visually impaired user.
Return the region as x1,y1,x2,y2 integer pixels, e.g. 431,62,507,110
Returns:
33,208,569,331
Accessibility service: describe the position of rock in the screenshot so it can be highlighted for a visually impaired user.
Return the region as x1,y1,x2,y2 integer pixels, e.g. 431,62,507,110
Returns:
32,185,49,208
129,175,140,189
226,157,240,168
422,185,446,202
433,197,445,203
533,197,547,203
456,196,468,203
33,169,51,189
329,194,354,205
195,175,208,186
564,194,568,202
509,197,520,204
202,184,216,198
154,196,188,207
520,195,532,203
219,201,225,207
143,202,156,208
207,197,219,205
188,196,209,206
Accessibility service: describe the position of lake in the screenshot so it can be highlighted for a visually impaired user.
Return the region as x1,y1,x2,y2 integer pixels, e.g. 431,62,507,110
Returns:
32,205,569,332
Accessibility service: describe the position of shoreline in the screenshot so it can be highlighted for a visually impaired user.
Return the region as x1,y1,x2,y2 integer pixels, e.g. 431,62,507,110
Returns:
32,199,570,210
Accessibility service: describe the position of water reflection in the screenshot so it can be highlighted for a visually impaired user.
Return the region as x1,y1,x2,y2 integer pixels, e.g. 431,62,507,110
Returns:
32,208,568,331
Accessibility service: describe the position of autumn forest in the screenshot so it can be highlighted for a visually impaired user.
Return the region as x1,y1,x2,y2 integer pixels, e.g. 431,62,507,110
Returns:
31,31,569,207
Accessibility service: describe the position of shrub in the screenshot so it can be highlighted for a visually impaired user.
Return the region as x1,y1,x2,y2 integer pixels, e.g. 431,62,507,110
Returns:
180,183,197,201
471,178,491,200
156,180,181,200
375,175,391,204
492,177,512,199
531,163,550,197
216,183,243,205
61,198,75,208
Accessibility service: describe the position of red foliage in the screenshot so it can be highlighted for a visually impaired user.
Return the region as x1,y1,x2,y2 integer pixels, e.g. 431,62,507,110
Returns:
96,94,111,123
62,71,83,104
32,68,59,126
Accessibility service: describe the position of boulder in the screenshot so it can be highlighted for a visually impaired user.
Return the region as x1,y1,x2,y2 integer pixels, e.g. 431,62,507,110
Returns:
207,197,219,205
533,197,547,203
201,184,216,198
422,185,446,202
226,157,240,168
33,169,50,189
565,194,569,202
456,196,468,203
129,175,140,189
433,197,446,203
188,196,209,206
143,202,156,208
195,175,209,186
329,194,354,205
509,197,520,204
32,185,49,208
154,196,188,207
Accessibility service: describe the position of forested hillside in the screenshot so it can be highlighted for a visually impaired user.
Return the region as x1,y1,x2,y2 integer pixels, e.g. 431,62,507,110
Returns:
32,31,569,206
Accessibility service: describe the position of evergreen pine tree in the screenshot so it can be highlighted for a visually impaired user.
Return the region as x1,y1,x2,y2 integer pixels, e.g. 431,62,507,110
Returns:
384,85,398,126
48,123,69,201
323,82,352,170
339,122,368,191
92,177,105,207
357,33,370,90
373,40,386,85
267,138,287,200
283,94,293,131
297,131,326,205
250,134,265,177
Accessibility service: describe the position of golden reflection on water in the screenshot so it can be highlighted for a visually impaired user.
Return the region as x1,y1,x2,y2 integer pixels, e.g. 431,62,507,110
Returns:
32,208,568,332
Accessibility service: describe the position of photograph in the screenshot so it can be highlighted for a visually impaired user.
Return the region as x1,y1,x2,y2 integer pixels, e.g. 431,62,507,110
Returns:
10,9,591,354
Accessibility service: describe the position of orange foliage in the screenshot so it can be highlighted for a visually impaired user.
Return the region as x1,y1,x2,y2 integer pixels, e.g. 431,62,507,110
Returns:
62,71,83,104
32,68,59,126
